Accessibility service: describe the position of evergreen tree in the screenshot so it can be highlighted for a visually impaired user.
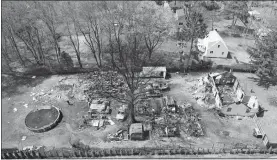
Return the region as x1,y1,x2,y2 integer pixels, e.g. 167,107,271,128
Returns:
250,30,277,78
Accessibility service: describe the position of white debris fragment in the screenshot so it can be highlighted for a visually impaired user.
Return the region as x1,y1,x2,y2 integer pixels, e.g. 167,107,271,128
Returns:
32,76,36,79
13,108,17,112
24,104,28,108
33,97,37,101
21,136,27,141
108,119,115,125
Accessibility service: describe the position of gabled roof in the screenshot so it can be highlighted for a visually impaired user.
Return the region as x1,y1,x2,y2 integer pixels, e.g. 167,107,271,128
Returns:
199,30,228,51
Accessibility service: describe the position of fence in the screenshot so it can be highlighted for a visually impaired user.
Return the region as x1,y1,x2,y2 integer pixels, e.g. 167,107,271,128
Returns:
253,114,270,147
2,146,277,159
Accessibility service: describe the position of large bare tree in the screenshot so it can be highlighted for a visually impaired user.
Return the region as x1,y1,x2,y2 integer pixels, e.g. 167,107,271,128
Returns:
78,1,105,68
136,1,175,59
90,1,160,124
34,1,62,66
62,2,83,68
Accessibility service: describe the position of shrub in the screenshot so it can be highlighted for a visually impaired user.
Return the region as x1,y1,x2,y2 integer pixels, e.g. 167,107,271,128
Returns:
221,64,257,73
60,51,74,70
24,66,52,76
232,33,242,37
202,2,220,11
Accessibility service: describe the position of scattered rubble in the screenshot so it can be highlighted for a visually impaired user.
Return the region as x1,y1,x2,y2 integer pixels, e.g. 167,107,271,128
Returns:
24,104,28,108
107,129,128,142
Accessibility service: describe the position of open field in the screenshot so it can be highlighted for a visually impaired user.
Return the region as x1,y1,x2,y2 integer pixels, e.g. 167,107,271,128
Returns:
2,71,274,150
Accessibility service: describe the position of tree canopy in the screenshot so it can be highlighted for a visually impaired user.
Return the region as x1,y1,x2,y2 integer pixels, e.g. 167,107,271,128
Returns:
250,30,277,78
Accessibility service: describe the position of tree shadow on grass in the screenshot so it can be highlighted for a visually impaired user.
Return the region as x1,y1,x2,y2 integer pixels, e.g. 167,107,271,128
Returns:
247,76,277,90
1,74,51,98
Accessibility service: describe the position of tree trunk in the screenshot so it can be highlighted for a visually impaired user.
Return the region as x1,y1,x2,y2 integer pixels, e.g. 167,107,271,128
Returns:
34,27,45,65
76,54,83,68
127,103,136,124
68,23,83,68
2,52,13,72
8,28,25,66
1,42,11,62
231,14,235,26
186,38,194,72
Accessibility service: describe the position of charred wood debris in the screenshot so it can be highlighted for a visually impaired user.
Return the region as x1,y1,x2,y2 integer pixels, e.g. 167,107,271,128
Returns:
77,71,204,140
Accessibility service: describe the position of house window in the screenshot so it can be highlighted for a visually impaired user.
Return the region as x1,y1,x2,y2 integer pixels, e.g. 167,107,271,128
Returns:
210,51,213,54
222,52,224,55
179,22,183,25
218,45,220,48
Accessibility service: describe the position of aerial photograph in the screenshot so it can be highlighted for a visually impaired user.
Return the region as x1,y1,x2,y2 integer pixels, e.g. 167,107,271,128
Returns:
1,1,277,159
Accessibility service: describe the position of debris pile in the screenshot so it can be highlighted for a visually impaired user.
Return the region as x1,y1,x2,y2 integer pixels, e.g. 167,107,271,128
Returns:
84,71,128,102
151,98,204,138
180,105,204,137
192,76,216,108
107,129,128,142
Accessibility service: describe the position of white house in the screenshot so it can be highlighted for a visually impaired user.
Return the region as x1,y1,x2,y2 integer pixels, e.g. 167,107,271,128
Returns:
163,1,170,8
197,30,229,59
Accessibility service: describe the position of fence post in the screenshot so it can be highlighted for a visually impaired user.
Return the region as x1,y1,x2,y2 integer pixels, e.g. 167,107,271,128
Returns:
268,146,272,154
13,152,21,159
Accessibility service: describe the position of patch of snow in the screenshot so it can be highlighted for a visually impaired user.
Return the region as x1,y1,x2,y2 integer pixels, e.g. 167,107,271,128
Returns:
33,97,37,101
21,136,27,141
24,104,28,108
13,108,17,112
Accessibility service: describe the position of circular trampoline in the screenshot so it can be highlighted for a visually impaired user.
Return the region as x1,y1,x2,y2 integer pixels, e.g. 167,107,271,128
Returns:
25,106,62,133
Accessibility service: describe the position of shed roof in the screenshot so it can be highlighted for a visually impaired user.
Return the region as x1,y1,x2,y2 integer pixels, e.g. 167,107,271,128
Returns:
141,67,166,78
89,103,106,112
129,123,143,135
142,67,166,73
248,10,260,16
176,9,185,19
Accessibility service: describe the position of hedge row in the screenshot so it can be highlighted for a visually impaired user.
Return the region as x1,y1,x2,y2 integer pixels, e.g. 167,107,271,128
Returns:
2,147,277,159
216,64,257,73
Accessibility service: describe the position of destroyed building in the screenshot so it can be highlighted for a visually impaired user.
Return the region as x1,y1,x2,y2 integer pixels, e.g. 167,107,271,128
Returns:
201,71,261,117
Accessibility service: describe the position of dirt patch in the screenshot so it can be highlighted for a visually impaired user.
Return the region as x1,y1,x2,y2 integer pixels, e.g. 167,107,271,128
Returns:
55,84,73,91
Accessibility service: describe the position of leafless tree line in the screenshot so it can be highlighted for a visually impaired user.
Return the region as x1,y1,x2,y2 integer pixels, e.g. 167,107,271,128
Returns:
2,1,174,72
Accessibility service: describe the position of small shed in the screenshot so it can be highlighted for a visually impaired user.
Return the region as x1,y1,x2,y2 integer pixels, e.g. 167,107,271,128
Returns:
141,67,167,79
129,123,144,140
